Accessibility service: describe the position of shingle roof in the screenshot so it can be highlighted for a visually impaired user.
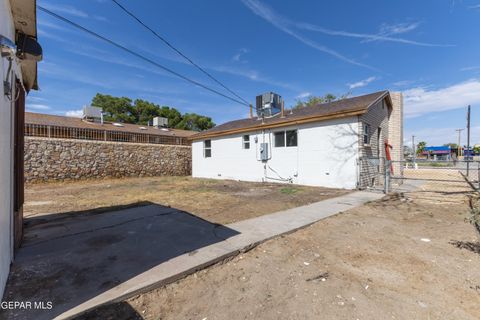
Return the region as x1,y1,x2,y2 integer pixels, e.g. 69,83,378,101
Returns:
25,112,197,138
191,90,390,140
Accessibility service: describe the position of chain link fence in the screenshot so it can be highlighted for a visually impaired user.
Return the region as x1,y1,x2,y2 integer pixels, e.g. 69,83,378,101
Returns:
359,158,480,193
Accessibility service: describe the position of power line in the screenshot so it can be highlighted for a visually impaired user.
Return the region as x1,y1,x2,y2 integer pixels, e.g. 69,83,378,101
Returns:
38,5,250,107
111,0,250,106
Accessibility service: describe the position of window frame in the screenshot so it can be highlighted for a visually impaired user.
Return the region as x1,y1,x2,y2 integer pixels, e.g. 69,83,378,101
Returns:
274,130,298,148
274,131,285,147
363,123,370,145
286,130,298,147
203,139,212,158
242,135,250,149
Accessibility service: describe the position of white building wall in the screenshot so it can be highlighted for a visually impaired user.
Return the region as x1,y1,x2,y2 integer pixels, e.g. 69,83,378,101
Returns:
0,0,17,299
192,117,359,189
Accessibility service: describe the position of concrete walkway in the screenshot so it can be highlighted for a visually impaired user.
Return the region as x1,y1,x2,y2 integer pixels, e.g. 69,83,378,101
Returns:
3,191,382,320
60,191,381,319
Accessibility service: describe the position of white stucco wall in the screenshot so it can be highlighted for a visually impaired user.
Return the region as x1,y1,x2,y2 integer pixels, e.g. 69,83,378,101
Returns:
0,0,17,299
192,117,359,189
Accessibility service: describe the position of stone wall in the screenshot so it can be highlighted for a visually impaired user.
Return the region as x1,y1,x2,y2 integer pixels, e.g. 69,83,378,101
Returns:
25,137,192,183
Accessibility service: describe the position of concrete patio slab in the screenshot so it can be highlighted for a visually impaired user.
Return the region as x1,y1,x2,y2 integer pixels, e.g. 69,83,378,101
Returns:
2,191,382,320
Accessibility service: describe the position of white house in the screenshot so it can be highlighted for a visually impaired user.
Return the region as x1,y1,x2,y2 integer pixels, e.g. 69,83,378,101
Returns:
191,91,403,190
0,0,41,298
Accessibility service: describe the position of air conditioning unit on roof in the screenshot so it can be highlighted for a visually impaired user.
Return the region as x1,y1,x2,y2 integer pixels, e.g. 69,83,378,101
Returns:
83,106,103,120
152,116,168,128
256,92,282,117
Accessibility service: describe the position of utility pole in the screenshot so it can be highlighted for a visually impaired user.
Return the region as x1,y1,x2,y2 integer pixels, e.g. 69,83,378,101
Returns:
456,128,464,157
412,135,416,164
467,105,471,176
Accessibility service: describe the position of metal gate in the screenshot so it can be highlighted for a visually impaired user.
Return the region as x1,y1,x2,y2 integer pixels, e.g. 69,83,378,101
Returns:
357,157,387,192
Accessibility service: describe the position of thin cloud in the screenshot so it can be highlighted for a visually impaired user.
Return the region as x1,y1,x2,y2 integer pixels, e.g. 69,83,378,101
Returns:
403,79,480,118
41,3,89,18
65,109,83,118
241,0,377,70
348,76,377,89
41,3,107,21
232,48,249,63
27,96,46,102
392,79,416,87
296,92,311,99
460,66,480,71
27,104,51,111
211,65,298,90
298,22,453,47
379,21,421,35
468,4,480,9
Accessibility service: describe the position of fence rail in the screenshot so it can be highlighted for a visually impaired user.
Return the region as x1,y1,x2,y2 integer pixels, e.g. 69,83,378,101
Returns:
25,123,191,146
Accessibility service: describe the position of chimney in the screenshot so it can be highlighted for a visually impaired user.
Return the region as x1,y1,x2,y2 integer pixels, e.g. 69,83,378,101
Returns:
249,103,253,118
280,99,285,118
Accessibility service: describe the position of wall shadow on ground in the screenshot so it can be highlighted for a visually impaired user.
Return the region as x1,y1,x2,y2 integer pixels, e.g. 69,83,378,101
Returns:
73,301,144,320
2,202,239,320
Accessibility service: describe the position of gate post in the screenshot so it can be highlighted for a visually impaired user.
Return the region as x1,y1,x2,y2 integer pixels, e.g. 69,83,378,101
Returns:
384,160,391,194
477,162,480,190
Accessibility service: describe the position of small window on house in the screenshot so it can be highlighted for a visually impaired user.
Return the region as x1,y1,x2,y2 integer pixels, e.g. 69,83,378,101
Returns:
363,124,370,145
274,131,285,147
286,130,297,147
204,140,211,158
243,135,250,149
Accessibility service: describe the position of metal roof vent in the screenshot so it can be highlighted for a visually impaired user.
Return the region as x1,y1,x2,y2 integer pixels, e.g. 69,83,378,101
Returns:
113,122,124,127
139,126,148,130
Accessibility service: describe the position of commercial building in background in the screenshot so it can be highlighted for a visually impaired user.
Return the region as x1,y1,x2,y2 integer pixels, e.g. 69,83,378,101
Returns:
421,146,453,161
0,0,42,298
191,91,403,189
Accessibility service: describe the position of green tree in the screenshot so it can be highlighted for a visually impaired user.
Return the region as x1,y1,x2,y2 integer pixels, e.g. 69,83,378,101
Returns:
175,113,215,131
131,99,161,124
92,93,135,123
158,106,182,128
473,145,480,155
417,141,427,154
293,92,349,109
90,93,215,131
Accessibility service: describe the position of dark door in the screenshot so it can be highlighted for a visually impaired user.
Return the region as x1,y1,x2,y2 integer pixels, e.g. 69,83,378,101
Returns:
13,80,25,250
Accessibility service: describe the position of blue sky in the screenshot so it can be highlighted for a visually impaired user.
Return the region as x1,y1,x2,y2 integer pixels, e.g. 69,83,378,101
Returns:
29,0,480,146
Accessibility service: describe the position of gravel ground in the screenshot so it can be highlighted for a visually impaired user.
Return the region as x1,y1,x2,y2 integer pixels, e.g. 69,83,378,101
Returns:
78,181,480,320
23,177,350,225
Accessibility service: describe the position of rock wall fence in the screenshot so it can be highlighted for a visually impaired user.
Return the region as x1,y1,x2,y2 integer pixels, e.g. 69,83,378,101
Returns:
25,137,192,183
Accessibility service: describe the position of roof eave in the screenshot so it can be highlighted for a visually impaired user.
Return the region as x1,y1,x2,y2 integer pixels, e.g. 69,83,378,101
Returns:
190,109,366,141
9,0,39,91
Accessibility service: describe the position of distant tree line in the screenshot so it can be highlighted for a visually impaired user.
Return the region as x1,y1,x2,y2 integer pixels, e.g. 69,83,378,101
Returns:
292,92,350,109
91,93,215,131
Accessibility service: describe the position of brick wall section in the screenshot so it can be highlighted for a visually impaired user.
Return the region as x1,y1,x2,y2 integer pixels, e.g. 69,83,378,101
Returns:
388,92,404,177
356,93,404,189
357,98,390,188
25,137,192,183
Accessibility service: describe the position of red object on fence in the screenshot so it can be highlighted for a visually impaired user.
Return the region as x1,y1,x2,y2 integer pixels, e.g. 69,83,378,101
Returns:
385,141,394,174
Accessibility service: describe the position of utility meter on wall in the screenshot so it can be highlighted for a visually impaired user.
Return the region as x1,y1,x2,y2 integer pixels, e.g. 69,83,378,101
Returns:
260,143,269,161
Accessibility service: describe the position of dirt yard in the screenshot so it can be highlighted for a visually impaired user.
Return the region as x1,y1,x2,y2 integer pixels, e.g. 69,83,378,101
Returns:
78,180,480,320
24,177,349,224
